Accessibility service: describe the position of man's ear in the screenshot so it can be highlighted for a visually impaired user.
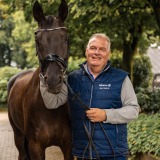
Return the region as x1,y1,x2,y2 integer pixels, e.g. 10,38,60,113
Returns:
108,52,111,59
85,48,88,56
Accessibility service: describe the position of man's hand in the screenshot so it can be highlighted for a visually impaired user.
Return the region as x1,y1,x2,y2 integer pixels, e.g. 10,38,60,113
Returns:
86,108,107,122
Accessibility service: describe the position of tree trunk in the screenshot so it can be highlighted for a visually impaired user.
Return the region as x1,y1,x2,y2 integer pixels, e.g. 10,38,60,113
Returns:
122,25,143,83
122,41,135,82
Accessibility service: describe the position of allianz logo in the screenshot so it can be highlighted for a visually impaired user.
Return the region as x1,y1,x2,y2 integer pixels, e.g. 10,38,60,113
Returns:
99,84,111,89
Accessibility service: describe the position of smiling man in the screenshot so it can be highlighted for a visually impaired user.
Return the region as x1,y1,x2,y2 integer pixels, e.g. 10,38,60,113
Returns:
68,33,140,160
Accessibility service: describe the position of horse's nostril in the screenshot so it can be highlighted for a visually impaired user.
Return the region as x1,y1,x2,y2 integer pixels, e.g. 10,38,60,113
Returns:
59,75,63,81
44,75,48,81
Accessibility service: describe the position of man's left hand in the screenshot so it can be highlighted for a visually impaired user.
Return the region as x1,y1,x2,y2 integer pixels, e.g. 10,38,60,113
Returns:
86,108,106,122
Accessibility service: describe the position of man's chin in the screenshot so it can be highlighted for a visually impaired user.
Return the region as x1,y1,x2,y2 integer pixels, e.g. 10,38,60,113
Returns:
90,62,101,66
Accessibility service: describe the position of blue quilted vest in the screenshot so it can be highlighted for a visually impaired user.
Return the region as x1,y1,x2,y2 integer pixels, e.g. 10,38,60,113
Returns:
68,62,128,158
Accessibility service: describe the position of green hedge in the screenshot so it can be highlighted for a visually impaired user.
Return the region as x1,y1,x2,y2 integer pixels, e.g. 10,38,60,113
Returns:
133,55,152,89
128,113,160,157
67,56,86,72
136,88,160,113
0,66,21,105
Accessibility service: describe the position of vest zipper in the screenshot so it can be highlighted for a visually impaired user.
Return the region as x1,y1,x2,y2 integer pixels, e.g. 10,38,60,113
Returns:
89,83,94,159
116,124,118,144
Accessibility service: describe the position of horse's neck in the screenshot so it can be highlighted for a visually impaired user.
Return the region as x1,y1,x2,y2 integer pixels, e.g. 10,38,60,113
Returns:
27,68,40,89
31,67,40,81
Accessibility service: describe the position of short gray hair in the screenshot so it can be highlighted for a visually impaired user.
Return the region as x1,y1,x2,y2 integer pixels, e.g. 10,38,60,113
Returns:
87,33,111,52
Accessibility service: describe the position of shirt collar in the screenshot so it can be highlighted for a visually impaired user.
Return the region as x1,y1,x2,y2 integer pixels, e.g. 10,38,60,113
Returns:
81,60,111,80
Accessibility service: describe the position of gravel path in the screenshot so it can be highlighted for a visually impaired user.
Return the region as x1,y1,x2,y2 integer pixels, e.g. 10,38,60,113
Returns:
0,111,64,160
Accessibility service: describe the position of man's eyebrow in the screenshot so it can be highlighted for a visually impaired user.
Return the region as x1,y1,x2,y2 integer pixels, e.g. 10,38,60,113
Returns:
100,47,107,50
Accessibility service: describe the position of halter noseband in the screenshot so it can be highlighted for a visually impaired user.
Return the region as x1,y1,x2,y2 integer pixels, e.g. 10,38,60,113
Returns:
35,27,68,75
41,53,67,73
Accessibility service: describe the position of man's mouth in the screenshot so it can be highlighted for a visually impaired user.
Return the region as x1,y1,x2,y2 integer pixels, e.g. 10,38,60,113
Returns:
92,56,101,60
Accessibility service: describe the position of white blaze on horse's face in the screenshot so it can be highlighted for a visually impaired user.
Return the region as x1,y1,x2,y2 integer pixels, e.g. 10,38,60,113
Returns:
33,0,69,94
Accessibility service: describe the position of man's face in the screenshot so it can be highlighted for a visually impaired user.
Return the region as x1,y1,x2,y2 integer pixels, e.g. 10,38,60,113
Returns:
86,37,110,69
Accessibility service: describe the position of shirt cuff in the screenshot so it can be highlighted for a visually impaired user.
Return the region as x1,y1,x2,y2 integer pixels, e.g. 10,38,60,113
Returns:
103,109,116,124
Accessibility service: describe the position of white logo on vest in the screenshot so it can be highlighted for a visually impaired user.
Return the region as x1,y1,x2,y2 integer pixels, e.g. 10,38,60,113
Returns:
99,84,111,90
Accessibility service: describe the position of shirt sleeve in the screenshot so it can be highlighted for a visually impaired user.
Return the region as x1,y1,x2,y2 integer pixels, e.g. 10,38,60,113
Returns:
103,76,140,124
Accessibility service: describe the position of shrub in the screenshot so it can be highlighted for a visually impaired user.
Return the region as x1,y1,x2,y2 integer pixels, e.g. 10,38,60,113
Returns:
133,55,152,89
0,66,21,105
128,113,160,157
110,50,123,68
136,88,160,113
68,56,86,72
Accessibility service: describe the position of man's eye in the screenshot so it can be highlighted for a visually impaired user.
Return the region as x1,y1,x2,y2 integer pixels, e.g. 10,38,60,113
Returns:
100,48,107,52
90,46,96,50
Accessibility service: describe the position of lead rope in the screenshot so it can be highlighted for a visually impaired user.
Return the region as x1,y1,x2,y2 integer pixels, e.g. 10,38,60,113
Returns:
82,121,100,160
63,79,116,160
63,79,100,159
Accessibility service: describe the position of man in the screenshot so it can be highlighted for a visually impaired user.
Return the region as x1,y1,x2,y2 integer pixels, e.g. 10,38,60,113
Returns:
68,33,140,160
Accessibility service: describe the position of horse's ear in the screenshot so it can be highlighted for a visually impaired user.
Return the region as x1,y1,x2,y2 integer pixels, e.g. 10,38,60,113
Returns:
58,0,68,22
33,1,46,23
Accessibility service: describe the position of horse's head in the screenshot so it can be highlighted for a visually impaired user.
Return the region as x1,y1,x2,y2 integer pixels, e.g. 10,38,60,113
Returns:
33,0,69,94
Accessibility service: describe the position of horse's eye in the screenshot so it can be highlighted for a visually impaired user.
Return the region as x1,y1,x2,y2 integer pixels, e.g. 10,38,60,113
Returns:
35,38,41,45
64,37,68,44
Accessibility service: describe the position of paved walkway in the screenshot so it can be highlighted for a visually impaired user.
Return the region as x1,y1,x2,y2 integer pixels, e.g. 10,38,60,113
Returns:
0,111,64,160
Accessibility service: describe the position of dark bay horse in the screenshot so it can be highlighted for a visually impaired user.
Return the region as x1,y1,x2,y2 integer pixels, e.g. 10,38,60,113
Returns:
7,1,73,160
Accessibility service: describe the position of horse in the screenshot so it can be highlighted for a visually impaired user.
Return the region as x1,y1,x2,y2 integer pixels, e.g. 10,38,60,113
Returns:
7,1,73,160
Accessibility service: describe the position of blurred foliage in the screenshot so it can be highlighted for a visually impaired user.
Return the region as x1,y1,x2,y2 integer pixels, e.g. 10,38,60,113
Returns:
136,88,160,114
0,66,21,81
67,56,86,73
128,113,160,157
110,50,123,69
0,66,21,104
0,6,38,68
11,11,38,68
133,55,152,89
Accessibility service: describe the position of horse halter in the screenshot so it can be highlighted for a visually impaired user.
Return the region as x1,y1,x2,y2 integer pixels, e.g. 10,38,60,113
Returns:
35,27,68,75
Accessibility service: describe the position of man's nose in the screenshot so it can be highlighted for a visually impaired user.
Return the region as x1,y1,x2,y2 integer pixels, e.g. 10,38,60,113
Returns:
95,48,100,54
